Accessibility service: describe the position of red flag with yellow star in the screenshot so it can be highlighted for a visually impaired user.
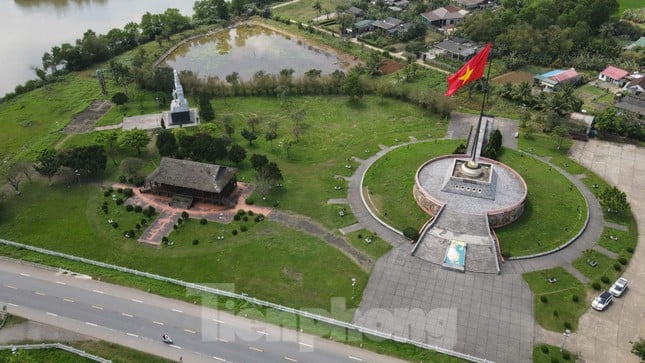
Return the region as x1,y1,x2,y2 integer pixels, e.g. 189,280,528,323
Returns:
445,43,492,97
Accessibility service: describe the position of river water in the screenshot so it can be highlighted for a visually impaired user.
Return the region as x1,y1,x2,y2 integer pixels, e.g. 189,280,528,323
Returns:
0,0,194,96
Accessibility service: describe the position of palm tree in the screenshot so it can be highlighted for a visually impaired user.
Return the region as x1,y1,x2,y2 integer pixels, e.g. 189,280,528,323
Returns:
312,1,322,17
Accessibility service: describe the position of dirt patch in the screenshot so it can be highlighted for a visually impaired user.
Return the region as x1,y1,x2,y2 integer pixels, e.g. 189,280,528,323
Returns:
491,71,534,85
63,100,113,134
281,266,303,284
379,58,406,75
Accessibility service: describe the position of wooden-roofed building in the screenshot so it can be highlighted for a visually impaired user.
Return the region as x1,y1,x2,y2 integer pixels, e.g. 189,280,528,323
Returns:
143,157,238,208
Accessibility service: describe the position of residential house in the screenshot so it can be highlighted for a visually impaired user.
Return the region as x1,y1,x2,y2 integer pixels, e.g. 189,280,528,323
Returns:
432,38,480,60
615,94,645,118
624,75,645,95
533,68,582,91
420,5,469,31
453,0,488,10
351,19,375,35
624,37,645,50
567,112,595,140
345,6,365,18
371,17,409,36
598,66,629,87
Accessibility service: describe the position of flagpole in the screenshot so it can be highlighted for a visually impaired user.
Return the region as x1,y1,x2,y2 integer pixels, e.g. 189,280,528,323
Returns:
469,52,493,165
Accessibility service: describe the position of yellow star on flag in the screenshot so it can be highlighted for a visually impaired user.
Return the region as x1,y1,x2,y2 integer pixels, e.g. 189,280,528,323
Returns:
458,66,473,84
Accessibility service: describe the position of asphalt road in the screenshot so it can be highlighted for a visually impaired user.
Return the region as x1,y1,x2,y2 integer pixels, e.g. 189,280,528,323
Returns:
0,258,405,363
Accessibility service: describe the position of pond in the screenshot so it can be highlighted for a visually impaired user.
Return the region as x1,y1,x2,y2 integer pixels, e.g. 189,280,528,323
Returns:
162,25,348,80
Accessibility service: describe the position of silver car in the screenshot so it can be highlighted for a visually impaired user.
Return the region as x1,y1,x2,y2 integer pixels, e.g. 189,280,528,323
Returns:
609,277,628,297
592,291,613,311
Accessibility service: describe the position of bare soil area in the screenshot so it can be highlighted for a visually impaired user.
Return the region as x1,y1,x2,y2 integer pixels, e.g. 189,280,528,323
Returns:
491,71,534,85
63,100,113,134
379,58,406,75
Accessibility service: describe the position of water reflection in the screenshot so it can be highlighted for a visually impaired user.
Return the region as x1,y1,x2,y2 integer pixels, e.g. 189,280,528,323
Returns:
163,25,343,80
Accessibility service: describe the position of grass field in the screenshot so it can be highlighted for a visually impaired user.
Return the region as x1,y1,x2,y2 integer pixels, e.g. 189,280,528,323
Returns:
533,344,576,363
618,0,643,13
523,267,588,332
573,249,624,289
272,0,353,22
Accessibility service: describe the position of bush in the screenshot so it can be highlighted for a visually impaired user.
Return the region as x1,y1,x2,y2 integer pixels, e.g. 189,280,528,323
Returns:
192,239,199,245
240,225,248,232
564,322,571,330
237,209,246,215
118,175,127,183
601,275,610,284
132,175,145,186
562,351,571,360
243,216,249,222
200,218,207,225
123,188,133,197
572,295,579,303
273,201,280,207
551,357,560,363
135,224,141,230
613,263,622,271
402,227,419,240
111,222,118,229
125,204,134,212
592,282,601,290
540,345,549,354
134,205,143,213
626,247,634,253
103,190,112,197
540,296,548,303
117,188,123,193
111,92,129,105
618,257,627,265
141,218,147,225
177,218,183,225
246,198,254,205
115,198,124,205
162,236,169,242
173,224,178,230
552,310,558,317
233,214,241,221
358,233,363,239
248,210,254,216
232,229,238,235
182,211,189,219
501,251,511,259
254,215,264,222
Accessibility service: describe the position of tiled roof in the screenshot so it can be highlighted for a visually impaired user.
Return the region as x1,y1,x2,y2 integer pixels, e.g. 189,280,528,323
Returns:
600,66,629,80
146,157,237,194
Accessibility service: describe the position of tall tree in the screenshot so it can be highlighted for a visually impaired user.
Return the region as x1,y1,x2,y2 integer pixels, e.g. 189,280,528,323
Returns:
58,145,107,176
552,125,570,150
228,144,247,164
241,129,258,146
96,130,119,165
156,129,178,157
199,94,215,122
33,149,60,185
118,129,151,155
599,186,630,215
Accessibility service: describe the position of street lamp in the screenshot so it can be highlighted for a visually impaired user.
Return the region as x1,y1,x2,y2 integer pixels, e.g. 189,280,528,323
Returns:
351,277,357,300
560,329,571,352
74,169,81,186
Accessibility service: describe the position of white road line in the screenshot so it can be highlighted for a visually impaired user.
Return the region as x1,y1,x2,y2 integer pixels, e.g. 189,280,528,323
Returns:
92,305,103,310
348,356,363,361
284,356,297,362
8,303,19,307
170,345,183,350
256,330,269,336
212,318,225,324
213,356,226,362
131,298,143,303
298,342,313,348
172,308,183,313
249,346,263,352
92,289,104,294
127,333,138,338
34,291,46,296
184,328,197,334
46,312,58,317
121,313,133,318
153,321,164,326
6,285,17,289
55,281,66,285
85,322,98,327
63,298,74,303
19,273,30,277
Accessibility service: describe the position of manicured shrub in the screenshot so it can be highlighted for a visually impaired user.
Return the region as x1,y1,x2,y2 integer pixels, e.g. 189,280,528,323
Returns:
592,282,601,290
562,351,571,360
173,224,178,230
123,188,133,197
132,175,145,186
117,188,123,193
254,215,264,222
118,175,127,183
626,247,634,253
552,310,558,317
232,229,238,235
248,210,254,216
240,225,248,232
551,357,560,363
613,263,621,271
601,275,610,284
125,205,134,212
540,296,548,303
233,214,241,221
618,257,627,265
564,322,571,330
237,209,246,215
540,345,549,354
103,190,111,197
402,227,419,240
200,218,207,225
162,236,169,243
273,201,280,207
135,224,141,230
134,205,143,213
141,218,147,225
177,218,183,225
246,198,254,205
182,211,189,219
111,222,118,229
358,234,363,239
115,198,124,205
192,239,199,245
572,295,579,303
243,216,249,222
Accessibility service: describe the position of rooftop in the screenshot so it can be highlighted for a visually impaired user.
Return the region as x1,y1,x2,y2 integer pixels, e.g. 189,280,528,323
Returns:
146,157,238,194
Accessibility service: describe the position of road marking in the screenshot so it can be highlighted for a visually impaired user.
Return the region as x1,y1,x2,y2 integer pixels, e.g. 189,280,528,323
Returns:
216,337,229,343
121,313,133,318
6,285,17,290
348,356,363,361
212,318,225,324
19,273,30,277
256,330,269,336
34,291,46,296
8,303,19,307
249,346,263,352
92,305,103,310
55,281,66,285
64,298,74,303
172,308,183,313
184,328,197,334
85,322,98,327
92,289,104,294
153,321,164,326
213,356,226,362
127,333,138,338
46,312,58,317
284,357,297,362
131,298,143,303
298,342,313,348
170,345,182,350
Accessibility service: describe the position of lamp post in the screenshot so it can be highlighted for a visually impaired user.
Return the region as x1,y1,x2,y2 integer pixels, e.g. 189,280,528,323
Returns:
74,169,81,186
560,329,571,352
351,277,357,300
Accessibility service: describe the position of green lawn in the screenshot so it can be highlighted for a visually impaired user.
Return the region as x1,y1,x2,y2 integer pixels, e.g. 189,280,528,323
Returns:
597,220,638,259
618,0,643,13
345,229,393,261
523,267,588,332
573,249,624,289
533,344,577,363
272,0,353,22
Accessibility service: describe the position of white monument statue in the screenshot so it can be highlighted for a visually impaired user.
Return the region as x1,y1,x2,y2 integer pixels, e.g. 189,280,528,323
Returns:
171,69,189,113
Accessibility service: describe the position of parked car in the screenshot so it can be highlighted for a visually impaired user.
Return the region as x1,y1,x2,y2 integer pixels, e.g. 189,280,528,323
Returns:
592,291,613,311
609,277,628,297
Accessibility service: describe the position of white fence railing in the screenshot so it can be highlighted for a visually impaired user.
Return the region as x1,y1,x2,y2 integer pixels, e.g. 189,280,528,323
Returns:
0,343,111,363
0,238,492,363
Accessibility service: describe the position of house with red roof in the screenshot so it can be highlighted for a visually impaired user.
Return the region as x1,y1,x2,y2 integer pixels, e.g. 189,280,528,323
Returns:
598,66,629,87
533,68,582,90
